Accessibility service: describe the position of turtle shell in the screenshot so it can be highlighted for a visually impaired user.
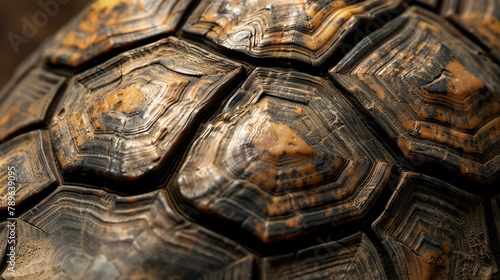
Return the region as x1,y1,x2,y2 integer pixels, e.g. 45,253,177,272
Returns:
0,0,499,279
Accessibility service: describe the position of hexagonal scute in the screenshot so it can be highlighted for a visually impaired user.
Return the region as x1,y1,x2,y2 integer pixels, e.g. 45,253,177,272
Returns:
0,130,58,214
183,0,402,67
45,0,195,68
330,7,500,184
372,172,498,279
441,0,500,57
261,232,387,279
50,37,244,190
0,186,254,279
0,68,65,143
177,68,395,242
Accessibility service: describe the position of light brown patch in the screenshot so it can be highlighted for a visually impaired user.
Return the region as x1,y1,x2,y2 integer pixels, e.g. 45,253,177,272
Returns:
254,121,316,157
90,85,146,121
443,60,484,96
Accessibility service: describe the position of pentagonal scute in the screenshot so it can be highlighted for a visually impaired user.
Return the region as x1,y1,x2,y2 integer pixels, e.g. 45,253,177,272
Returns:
330,7,500,184
0,186,254,279
372,172,498,279
183,0,403,67
177,68,395,242
50,37,244,189
45,0,195,68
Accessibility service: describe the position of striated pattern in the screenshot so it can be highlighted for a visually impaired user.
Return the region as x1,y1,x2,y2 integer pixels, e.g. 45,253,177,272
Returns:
0,131,58,214
0,186,253,279
441,0,500,56
493,195,500,261
372,172,498,279
330,7,500,183
50,37,244,188
0,68,65,144
183,0,402,67
45,0,194,68
177,68,395,242
261,232,387,279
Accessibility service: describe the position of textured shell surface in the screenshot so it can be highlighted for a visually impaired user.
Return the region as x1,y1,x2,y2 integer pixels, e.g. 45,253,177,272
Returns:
0,0,499,279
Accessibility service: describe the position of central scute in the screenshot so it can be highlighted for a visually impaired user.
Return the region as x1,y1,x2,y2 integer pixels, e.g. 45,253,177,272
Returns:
177,68,395,242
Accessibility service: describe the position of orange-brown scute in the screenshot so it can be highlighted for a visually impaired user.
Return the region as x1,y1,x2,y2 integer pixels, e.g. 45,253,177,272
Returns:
184,0,402,66
330,7,500,183
46,0,194,67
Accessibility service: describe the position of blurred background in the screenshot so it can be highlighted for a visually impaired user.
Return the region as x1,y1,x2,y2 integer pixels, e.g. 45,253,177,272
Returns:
0,1,88,89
